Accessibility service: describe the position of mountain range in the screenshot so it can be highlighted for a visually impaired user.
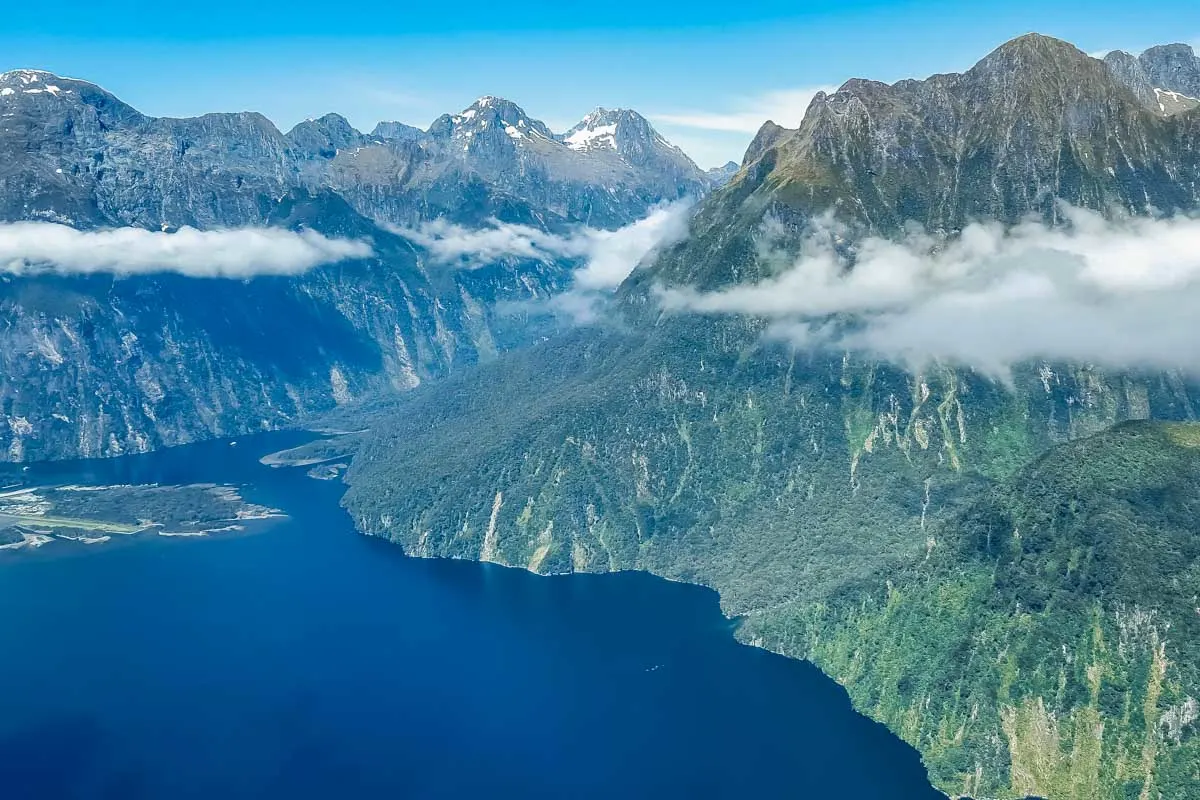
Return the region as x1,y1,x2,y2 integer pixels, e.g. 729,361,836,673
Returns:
334,35,1200,800
5,32,1200,800
0,70,713,460
0,69,716,229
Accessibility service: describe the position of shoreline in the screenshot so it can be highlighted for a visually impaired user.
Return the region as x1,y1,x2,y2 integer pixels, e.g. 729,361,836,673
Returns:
356,526,952,800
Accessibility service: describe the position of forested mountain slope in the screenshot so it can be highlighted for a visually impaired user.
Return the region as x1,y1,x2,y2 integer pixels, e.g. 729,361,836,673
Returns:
340,35,1200,799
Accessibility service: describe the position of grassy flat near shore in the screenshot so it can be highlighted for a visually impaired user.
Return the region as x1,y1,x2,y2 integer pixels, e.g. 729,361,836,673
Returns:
0,512,144,534
0,483,283,550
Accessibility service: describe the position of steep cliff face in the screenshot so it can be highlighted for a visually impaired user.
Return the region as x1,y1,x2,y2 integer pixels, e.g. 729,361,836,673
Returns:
339,35,1200,799
0,189,572,461
341,316,1200,799
756,421,1200,800
640,35,1200,291
1105,43,1200,114
0,70,295,228
0,72,701,461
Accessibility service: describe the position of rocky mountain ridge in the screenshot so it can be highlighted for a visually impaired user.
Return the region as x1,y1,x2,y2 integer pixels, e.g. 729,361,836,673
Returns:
0,70,707,461
634,33,1200,292
0,68,711,231
1104,42,1200,113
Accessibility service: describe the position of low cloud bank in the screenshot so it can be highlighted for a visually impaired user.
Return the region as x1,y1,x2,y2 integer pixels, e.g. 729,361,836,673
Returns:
657,206,1200,375
0,223,372,277
400,202,693,321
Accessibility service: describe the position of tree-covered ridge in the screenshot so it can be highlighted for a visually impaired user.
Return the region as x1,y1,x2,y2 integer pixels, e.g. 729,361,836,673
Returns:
340,314,1200,797
750,421,1200,798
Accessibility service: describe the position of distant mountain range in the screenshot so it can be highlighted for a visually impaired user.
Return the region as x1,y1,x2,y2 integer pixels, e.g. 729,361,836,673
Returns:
0,69,719,231
0,69,715,460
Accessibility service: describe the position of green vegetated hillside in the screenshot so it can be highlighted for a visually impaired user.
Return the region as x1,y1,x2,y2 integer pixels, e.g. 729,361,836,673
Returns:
342,315,1200,798
340,34,1200,799
747,420,1200,799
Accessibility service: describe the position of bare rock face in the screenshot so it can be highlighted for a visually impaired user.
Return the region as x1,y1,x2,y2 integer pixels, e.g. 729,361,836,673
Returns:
642,34,1200,291
1105,42,1200,115
0,70,708,461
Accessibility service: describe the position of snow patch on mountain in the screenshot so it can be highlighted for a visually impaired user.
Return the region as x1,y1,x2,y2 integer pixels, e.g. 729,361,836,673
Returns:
565,124,618,151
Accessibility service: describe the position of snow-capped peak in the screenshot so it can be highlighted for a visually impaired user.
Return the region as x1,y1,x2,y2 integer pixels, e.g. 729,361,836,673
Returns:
561,107,632,151
564,123,618,151
433,96,554,142
0,69,72,98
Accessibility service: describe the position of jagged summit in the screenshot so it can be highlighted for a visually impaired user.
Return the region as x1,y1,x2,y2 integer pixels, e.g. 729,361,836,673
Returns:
0,67,144,132
0,68,128,106
2,68,103,97
646,31,1200,291
0,64,708,230
989,31,1082,56
0,69,75,99
1103,42,1200,114
286,113,365,160
705,161,739,186
557,107,702,180
560,107,652,152
288,112,360,138
561,107,624,151
960,32,1115,96
371,120,425,141
427,95,554,143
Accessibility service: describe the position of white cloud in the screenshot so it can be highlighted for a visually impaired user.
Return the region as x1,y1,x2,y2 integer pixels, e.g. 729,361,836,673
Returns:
657,206,1200,376
650,86,837,169
0,223,372,278
652,87,836,134
397,201,692,321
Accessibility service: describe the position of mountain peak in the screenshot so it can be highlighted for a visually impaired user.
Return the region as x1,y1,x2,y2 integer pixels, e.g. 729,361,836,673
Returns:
742,121,790,168
561,107,660,153
429,96,554,142
0,66,143,127
0,68,76,97
973,32,1094,74
705,161,739,186
1102,42,1200,114
298,113,358,135
462,95,532,121
562,110,622,152
1138,42,1200,99
286,113,364,159
1142,42,1196,60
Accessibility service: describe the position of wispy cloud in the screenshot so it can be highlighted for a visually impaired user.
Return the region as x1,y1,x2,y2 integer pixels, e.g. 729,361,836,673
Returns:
397,202,690,288
652,87,836,134
657,206,1200,377
0,223,372,278
397,202,693,322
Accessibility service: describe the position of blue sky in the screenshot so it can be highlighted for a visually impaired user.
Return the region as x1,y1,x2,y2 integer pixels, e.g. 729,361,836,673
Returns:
3,1,1198,167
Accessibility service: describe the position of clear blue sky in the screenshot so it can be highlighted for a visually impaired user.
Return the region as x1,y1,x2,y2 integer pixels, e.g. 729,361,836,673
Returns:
3,0,1198,167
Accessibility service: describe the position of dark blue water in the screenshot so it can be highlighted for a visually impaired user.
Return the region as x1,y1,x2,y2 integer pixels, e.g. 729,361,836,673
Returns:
0,432,943,799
